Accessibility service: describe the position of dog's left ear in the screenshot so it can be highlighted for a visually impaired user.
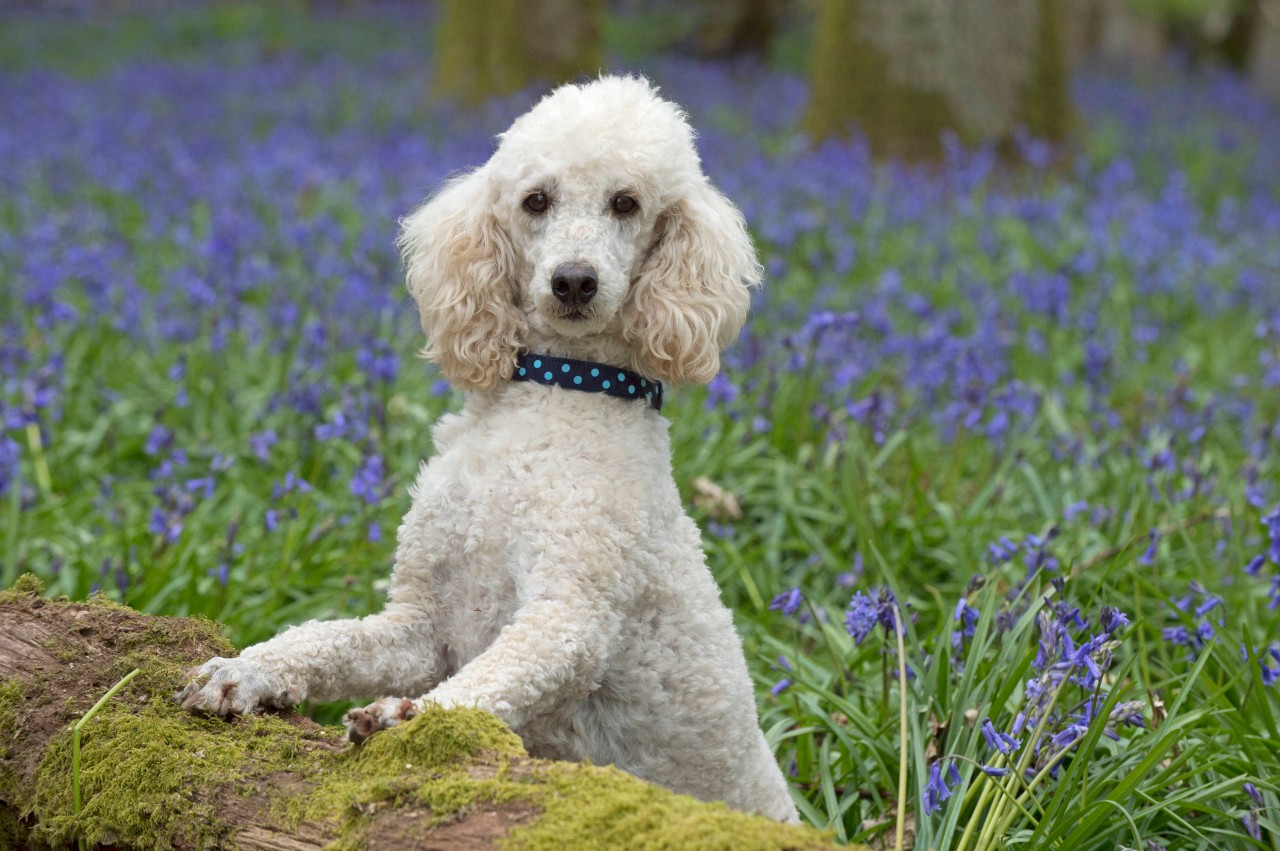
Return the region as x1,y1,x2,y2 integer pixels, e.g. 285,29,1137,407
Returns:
622,179,762,385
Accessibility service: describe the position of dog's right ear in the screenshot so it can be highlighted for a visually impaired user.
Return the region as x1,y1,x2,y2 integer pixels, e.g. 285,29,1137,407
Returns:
398,168,526,392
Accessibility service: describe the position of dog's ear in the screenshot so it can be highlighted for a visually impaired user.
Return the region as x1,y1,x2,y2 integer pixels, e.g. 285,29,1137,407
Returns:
399,168,525,391
623,179,761,385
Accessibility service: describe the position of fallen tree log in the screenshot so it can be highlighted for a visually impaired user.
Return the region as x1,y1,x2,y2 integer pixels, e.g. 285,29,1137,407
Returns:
0,577,846,850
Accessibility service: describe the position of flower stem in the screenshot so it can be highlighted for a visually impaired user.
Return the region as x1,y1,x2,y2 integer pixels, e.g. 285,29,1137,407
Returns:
893,604,908,851
25,421,52,498
73,668,140,850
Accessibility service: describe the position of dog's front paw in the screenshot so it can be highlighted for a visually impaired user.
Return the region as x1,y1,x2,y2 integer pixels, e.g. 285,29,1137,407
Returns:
175,656,300,717
344,697,420,744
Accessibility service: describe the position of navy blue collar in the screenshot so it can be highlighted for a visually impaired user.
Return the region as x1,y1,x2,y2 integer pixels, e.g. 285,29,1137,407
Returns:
513,352,664,412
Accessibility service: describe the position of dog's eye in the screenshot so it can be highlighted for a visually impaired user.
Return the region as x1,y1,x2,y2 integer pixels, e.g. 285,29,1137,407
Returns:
611,194,638,216
523,192,548,214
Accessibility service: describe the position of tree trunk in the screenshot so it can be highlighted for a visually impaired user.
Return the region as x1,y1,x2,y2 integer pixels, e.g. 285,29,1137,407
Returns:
0,578,841,851
1251,0,1280,102
803,0,1073,159
694,0,786,59
434,0,603,104
1094,1,1168,75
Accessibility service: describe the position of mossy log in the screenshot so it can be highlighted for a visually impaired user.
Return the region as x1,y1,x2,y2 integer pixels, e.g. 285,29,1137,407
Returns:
0,577,845,850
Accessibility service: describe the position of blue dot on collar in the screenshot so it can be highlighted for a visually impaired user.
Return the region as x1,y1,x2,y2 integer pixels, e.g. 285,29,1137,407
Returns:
544,371,553,380
573,376,582,385
590,368,599,377
533,359,542,368
602,380,611,389
562,364,570,373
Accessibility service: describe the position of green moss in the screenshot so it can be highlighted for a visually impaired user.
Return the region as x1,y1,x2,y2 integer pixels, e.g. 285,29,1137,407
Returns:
29,699,330,850
349,704,526,772
282,705,528,847
0,573,44,604
0,805,33,850
504,762,838,851
0,679,22,797
281,706,835,850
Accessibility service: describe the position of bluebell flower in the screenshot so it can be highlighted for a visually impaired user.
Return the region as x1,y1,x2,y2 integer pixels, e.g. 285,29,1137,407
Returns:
769,587,803,618
922,760,954,815
981,717,1021,755
350,453,386,504
845,588,900,645
144,424,173,456
249,429,278,461
0,436,20,496
1243,782,1263,807
1138,529,1160,566
1264,506,1280,565
1100,606,1129,633
845,592,879,645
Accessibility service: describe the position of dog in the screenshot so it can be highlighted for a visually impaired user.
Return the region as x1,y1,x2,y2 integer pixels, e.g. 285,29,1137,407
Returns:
178,75,798,823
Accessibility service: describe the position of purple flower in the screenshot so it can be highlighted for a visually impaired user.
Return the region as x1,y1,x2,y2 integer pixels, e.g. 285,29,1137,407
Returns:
1138,529,1160,566
981,717,1021,755
845,589,899,645
0,436,19,496
770,678,792,697
1245,554,1266,577
144,424,173,456
1063,500,1090,521
1264,506,1280,565
350,453,386,504
1244,782,1263,807
1100,606,1129,633
769,587,804,618
845,593,879,644
922,760,954,815
249,429,278,461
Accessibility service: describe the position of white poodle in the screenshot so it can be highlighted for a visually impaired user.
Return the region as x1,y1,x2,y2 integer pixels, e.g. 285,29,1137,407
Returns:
179,75,797,823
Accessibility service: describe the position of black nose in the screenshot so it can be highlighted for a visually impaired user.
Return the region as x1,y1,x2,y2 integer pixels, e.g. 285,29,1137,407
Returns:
551,263,598,307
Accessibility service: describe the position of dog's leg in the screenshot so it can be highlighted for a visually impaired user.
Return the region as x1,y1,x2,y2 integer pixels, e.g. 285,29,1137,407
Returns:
176,607,442,716
344,519,626,741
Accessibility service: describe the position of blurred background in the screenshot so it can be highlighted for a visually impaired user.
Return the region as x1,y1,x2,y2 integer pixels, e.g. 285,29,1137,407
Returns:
3,0,1278,154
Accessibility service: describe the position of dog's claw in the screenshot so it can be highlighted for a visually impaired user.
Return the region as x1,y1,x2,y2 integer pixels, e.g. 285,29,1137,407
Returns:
344,697,419,744
172,657,296,717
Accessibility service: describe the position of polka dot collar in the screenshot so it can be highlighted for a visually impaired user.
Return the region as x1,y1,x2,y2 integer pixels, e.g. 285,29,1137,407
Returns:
512,352,664,412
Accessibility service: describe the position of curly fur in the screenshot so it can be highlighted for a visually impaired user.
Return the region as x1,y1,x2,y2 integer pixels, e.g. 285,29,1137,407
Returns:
178,75,794,823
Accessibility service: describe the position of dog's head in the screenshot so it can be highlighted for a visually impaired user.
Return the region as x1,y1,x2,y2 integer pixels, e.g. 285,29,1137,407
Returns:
399,76,761,392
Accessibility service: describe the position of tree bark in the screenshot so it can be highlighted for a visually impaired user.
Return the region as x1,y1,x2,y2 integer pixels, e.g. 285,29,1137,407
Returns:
0,579,841,850
693,0,787,59
434,0,603,104
1251,0,1280,102
803,0,1073,159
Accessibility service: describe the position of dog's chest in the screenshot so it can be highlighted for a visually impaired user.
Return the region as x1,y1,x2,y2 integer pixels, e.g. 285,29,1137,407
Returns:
401,450,528,668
